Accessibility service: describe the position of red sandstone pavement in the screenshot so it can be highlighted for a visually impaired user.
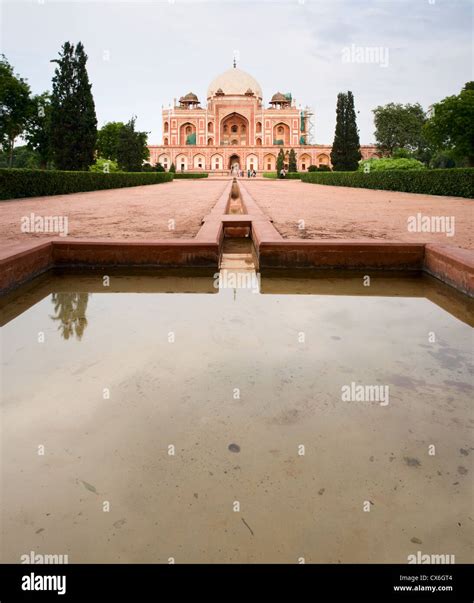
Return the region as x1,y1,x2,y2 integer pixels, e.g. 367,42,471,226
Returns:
0,180,227,249
0,178,472,252
243,180,474,250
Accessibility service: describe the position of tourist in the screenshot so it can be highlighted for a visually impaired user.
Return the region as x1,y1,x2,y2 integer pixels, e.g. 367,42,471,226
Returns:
247,169,251,178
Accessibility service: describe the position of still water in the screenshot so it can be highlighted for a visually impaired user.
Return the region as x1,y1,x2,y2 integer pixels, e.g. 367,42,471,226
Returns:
1,270,472,563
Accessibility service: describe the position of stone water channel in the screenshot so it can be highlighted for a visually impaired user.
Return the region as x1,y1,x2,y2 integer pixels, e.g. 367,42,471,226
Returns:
219,179,258,279
1,178,472,564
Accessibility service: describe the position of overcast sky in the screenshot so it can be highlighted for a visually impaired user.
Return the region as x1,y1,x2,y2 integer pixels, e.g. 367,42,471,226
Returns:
1,0,472,144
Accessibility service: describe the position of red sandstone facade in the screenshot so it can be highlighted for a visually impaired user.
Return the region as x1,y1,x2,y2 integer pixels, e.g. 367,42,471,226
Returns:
148,66,378,173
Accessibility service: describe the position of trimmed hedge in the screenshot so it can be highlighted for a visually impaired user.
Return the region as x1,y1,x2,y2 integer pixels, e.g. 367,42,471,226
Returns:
300,168,474,198
359,157,426,171
0,168,174,200
173,172,208,179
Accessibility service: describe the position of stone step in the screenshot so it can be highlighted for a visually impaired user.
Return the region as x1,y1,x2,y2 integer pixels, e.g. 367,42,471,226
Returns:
220,253,255,270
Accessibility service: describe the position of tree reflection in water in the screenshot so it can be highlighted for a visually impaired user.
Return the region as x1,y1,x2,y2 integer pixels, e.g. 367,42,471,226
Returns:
50,293,89,340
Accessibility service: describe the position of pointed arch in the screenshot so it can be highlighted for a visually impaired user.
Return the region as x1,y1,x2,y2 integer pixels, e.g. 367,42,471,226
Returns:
299,153,312,171
317,153,330,166
273,122,290,145
220,113,249,146
246,154,258,171
210,153,224,170
263,153,276,171
158,154,170,170
193,154,205,169
175,154,188,171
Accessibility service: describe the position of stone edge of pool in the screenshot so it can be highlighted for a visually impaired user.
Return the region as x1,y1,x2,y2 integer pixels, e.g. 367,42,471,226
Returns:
0,179,473,298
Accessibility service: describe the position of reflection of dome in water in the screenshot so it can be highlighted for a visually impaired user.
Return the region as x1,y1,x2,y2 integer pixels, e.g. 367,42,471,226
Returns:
207,68,262,99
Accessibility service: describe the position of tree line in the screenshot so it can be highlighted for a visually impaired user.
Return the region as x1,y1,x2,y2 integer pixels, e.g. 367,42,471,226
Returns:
0,42,149,171
1,42,473,171
329,83,474,170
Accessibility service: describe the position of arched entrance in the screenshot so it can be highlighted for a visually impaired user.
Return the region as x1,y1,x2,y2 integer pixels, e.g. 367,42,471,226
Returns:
264,153,276,172
246,154,258,171
299,153,311,172
180,122,196,146
176,154,188,171
221,113,249,146
229,154,240,174
273,122,290,145
211,153,223,170
317,153,330,167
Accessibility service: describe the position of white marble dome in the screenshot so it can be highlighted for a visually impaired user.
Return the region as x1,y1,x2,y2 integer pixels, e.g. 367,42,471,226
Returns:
207,67,262,99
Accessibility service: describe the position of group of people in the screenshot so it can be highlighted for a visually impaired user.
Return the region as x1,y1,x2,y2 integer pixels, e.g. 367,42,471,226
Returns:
231,165,257,178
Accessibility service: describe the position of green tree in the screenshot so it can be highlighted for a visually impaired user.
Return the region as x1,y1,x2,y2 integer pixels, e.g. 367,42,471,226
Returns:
154,161,165,172
392,147,413,159
89,157,120,173
25,92,53,169
169,162,176,173
0,55,32,166
430,150,460,169
359,157,426,172
424,82,474,167
116,117,149,172
0,145,40,168
276,148,285,176
373,103,427,157
331,91,362,171
50,41,97,170
96,121,125,161
288,148,297,172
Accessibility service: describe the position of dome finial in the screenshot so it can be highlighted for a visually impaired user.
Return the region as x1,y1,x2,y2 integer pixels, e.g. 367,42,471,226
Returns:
233,56,237,68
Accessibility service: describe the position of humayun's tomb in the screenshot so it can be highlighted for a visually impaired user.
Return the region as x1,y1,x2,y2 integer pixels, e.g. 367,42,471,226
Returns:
148,64,378,173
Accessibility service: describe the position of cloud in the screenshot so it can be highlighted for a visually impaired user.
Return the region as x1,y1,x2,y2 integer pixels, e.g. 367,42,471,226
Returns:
1,0,472,144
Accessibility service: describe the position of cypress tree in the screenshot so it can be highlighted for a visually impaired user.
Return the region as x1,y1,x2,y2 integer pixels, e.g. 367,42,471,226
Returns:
288,148,297,172
330,91,362,171
345,91,362,169
330,93,346,171
50,41,97,170
276,148,285,176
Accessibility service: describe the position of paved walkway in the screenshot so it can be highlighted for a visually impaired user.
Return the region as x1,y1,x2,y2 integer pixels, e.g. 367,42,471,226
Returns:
1,178,472,250
0,180,228,248
244,180,473,250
